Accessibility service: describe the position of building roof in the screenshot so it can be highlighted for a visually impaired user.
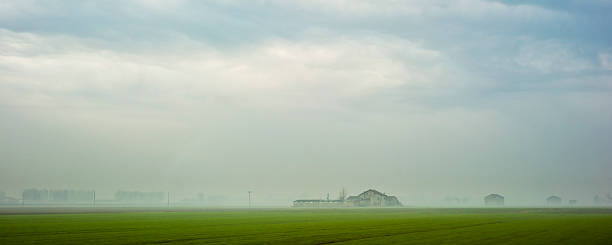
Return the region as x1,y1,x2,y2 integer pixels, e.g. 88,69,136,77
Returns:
485,194,504,199
360,189,386,196
547,195,561,200
359,189,398,198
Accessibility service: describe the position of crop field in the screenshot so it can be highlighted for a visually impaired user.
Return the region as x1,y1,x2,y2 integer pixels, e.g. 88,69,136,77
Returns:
1,208,612,244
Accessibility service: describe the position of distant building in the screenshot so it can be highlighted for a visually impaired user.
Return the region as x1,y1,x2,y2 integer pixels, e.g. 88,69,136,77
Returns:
293,189,402,207
569,200,578,205
0,196,19,205
292,199,345,208
345,189,402,207
594,194,612,205
22,188,49,202
0,192,19,205
22,189,94,203
546,196,562,205
484,194,504,206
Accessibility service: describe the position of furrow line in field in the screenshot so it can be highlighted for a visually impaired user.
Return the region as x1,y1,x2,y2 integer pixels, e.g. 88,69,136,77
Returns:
315,221,504,244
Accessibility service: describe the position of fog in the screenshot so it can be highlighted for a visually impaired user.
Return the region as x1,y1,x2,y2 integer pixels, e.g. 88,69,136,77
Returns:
1,0,611,207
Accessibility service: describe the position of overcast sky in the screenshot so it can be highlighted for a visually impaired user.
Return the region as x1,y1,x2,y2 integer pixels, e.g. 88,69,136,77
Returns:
1,0,611,206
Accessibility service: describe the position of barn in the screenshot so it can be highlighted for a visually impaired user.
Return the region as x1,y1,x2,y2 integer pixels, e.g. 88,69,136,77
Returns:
345,189,402,207
293,189,402,207
484,194,504,206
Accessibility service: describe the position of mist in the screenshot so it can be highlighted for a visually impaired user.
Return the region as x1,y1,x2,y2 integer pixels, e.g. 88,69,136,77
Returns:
1,0,611,207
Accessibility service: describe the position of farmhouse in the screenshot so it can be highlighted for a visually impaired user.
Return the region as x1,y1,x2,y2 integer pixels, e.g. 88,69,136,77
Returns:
484,194,504,206
293,189,402,207
345,189,402,207
546,195,562,205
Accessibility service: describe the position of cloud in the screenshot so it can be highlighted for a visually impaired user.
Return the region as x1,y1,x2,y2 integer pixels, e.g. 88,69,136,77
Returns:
0,0,47,21
0,29,450,110
514,39,594,73
287,0,565,21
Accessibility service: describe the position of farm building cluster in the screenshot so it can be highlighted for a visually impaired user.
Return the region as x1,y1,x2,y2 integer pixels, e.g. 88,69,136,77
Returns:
293,189,402,207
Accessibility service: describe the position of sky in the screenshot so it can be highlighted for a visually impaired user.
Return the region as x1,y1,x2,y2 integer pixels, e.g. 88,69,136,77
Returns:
1,0,611,206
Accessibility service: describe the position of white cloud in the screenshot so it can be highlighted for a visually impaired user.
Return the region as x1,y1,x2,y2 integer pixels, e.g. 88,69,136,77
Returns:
0,29,449,110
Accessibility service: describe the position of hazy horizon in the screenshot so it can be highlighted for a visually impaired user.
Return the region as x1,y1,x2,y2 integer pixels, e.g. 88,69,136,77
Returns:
1,0,611,207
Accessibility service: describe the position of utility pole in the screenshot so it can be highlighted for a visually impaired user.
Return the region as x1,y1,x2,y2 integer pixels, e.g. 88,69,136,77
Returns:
167,192,170,208
248,191,252,208
93,191,96,208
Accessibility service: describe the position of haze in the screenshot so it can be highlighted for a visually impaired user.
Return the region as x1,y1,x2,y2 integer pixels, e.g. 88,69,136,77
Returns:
1,0,611,206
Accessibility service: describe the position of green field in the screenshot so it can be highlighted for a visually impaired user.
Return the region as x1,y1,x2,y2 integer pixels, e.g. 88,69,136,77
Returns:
1,208,612,244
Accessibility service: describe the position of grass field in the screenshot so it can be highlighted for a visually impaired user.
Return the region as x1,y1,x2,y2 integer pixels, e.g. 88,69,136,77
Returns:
1,208,612,244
